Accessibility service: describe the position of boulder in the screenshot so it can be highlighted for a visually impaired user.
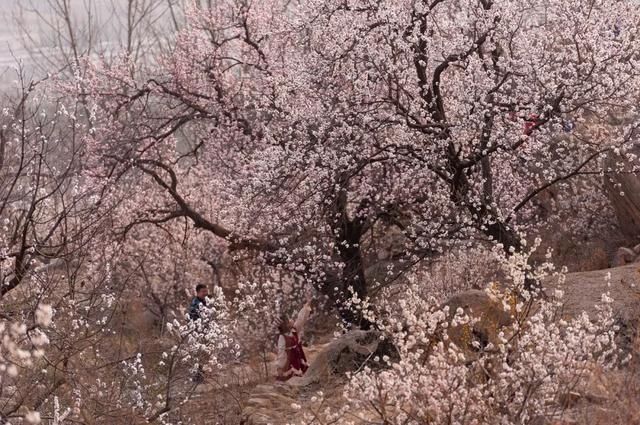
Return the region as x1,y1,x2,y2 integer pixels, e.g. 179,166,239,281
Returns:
544,263,640,322
544,263,640,357
440,290,513,360
288,329,398,387
438,268,640,358
611,247,637,267
604,154,640,241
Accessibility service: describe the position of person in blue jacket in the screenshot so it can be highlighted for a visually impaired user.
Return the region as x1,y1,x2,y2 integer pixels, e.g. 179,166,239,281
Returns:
188,283,209,384
189,283,209,322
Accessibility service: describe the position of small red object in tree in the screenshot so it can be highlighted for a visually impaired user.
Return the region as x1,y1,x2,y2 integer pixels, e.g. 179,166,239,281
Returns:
523,114,541,135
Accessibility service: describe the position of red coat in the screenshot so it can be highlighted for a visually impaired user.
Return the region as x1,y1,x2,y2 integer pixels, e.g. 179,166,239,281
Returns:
523,114,541,135
276,329,308,381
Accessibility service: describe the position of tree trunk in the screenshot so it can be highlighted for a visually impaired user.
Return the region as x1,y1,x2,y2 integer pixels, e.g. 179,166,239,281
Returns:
335,227,371,330
329,181,372,329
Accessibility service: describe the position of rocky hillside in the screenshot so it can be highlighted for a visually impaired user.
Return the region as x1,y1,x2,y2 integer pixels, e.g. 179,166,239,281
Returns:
236,262,640,425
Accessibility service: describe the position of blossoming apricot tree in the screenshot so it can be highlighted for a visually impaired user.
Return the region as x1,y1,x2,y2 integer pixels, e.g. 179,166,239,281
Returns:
2,0,640,419
61,0,640,326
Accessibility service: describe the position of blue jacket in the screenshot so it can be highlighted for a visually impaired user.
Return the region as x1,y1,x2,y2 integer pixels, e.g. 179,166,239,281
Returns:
189,297,207,321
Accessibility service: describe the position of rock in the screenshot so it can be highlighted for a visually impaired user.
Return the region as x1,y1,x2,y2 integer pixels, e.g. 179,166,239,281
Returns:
288,330,398,387
544,263,640,322
604,154,640,240
440,290,513,360
544,263,640,357
612,247,637,267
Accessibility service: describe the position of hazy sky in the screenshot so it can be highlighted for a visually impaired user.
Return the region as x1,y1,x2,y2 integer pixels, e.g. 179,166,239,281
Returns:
0,0,179,87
